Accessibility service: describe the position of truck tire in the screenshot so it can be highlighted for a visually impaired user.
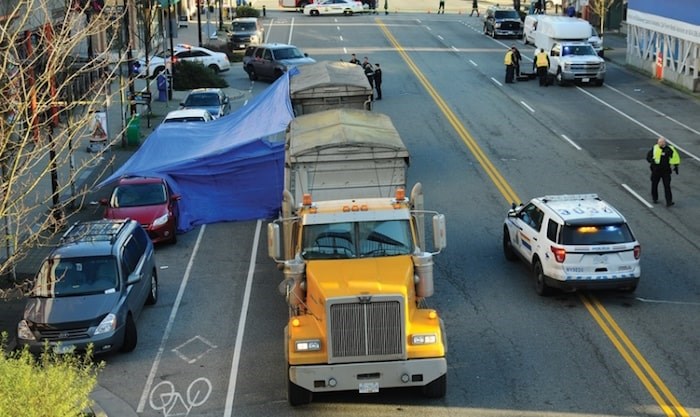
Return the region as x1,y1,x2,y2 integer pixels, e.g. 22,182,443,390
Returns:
288,379,312,406
503,228,518,262
422,374,447,398
533,259,553,296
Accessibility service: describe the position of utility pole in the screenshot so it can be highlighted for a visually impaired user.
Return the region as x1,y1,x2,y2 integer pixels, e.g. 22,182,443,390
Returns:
218,0,223,31
123,0,136,116
197,0,203,46
168,0,175,98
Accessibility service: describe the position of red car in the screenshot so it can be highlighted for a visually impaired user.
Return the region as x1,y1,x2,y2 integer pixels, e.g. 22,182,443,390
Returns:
101,177,180,244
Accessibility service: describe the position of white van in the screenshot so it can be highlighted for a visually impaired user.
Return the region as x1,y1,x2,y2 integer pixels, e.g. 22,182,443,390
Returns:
533,16,605,86
522,14,541,45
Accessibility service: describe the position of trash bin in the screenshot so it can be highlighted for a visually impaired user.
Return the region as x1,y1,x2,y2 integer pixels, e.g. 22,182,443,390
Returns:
126,114,141,146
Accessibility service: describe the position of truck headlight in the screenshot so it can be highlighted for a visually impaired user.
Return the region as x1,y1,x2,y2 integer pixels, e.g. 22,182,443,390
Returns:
411,334,437,345
17,320,36,341
495,23,501,28
95,313,117,335
295,339,321,351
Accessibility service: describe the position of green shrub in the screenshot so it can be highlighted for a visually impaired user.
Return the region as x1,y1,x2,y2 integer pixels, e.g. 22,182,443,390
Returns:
172,60,229,90
0,337,103,417
235,6,259,17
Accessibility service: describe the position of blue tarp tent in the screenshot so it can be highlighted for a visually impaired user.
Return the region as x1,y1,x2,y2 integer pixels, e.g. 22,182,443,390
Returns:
98,72,294,233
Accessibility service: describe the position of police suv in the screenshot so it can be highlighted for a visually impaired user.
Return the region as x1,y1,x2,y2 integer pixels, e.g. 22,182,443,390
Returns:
503,194,641,295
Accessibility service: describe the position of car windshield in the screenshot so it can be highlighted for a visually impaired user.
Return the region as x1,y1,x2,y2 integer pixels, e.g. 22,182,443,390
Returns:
184,93,220,107
31,256,119,298
562,44,596,56
495,10,519,19
112,182,167,207
274,47,304,60
232,22,256,31
301,220,413,260
560,223,634,245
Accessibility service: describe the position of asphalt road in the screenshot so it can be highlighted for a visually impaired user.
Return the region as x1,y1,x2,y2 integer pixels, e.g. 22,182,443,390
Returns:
21,10,700,417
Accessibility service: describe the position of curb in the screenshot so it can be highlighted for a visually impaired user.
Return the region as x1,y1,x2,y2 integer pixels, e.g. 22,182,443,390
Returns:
90,385,139,417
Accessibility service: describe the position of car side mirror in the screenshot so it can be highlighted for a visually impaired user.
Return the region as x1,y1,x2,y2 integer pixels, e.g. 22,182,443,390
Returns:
126,271,142,285
179,102,185,108
99,197,109,206
171,194,182,201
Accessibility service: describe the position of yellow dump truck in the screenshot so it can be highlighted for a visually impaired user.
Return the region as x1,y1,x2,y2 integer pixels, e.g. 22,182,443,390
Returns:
267,108,448,405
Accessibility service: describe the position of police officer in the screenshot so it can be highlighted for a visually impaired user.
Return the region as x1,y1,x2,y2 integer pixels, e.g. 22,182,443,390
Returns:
646,136,680,207
535,48,550,86
504,48,515,84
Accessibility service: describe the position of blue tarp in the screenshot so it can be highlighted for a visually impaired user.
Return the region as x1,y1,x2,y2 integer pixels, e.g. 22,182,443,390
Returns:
98,72,294,232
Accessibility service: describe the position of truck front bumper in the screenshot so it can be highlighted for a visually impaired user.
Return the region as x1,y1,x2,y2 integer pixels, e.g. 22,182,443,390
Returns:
289,357,447,393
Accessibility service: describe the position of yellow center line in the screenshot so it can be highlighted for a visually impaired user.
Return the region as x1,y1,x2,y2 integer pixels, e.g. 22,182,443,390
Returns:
375,19,689,417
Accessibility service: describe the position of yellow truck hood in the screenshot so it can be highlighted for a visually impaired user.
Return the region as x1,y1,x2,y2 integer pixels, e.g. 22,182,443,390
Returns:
305,256,413,300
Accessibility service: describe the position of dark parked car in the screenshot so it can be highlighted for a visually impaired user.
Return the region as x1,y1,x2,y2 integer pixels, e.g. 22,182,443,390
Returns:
101,176,180,244
483,6,523,38
227,17,264,51
242,43,316,81
17,219,158,355
180,88,231,119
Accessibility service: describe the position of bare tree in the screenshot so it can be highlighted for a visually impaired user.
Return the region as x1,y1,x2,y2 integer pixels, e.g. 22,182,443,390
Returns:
0,0,129,290
588,0,617,41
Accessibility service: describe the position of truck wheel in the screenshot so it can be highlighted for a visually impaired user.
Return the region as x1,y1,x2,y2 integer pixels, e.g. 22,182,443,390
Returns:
288,379,312,406
556,68,565,86
422,374,447,398
503,228,518,262
120,314,138,352
533,259,553,296
594,79,604,86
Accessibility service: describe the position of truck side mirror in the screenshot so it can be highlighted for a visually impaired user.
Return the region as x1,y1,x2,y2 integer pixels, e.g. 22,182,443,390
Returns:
267,222,282,260
432,214,446,251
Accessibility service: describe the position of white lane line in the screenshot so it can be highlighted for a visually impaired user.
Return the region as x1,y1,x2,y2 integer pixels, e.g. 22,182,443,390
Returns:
287,17,295,45
561,134,582,150
223,219,262,417
576,87,700,163
491,77,502,86
426,26,432,31
437,34,444,40
622,183,653,208
469,59,477,66
636,297,700,306
605,84,700,136
137,224,207,412
451,45,458,52
520,101,535,113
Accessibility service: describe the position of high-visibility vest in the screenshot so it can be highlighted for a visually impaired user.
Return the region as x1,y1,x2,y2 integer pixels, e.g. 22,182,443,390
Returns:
504,50,513,65
653,144,681,165
536,52,549,68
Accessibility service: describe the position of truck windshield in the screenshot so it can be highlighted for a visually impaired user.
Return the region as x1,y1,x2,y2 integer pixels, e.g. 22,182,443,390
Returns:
301,220,413,259
562,45,596,56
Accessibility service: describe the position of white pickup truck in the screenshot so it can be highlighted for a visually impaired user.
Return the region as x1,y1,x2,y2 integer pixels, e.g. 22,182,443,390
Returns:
533,16,606,86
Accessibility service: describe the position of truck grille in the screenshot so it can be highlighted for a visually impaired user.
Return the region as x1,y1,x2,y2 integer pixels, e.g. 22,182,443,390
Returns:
569,63,603,73
328,297,405,363
499,21,521,31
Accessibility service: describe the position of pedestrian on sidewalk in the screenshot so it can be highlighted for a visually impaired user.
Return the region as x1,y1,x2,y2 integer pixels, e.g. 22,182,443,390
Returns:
646,136,680,206
504,48,515,84
438,0,445,14
374,63,382,100
470,0,479,16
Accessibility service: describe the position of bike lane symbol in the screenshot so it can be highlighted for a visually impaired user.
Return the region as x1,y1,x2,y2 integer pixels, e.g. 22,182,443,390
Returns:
149,377,212,417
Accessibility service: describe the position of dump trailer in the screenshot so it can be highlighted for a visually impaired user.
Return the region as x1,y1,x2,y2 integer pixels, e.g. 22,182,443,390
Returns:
290,61,373,116
268,109,448,406
284,108,409,205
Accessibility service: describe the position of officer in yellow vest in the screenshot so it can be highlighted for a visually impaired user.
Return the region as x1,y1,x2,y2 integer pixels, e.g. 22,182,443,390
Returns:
504,48,515,84
646,136,680,206
535,48,550,86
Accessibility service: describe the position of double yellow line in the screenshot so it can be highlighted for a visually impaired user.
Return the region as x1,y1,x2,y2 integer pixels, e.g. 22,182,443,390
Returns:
377,20,689,417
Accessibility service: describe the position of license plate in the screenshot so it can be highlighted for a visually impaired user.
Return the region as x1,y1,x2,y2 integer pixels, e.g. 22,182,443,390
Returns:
582,77,590,82
358,381,379,393
239,44,246,48
54,344,76,354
